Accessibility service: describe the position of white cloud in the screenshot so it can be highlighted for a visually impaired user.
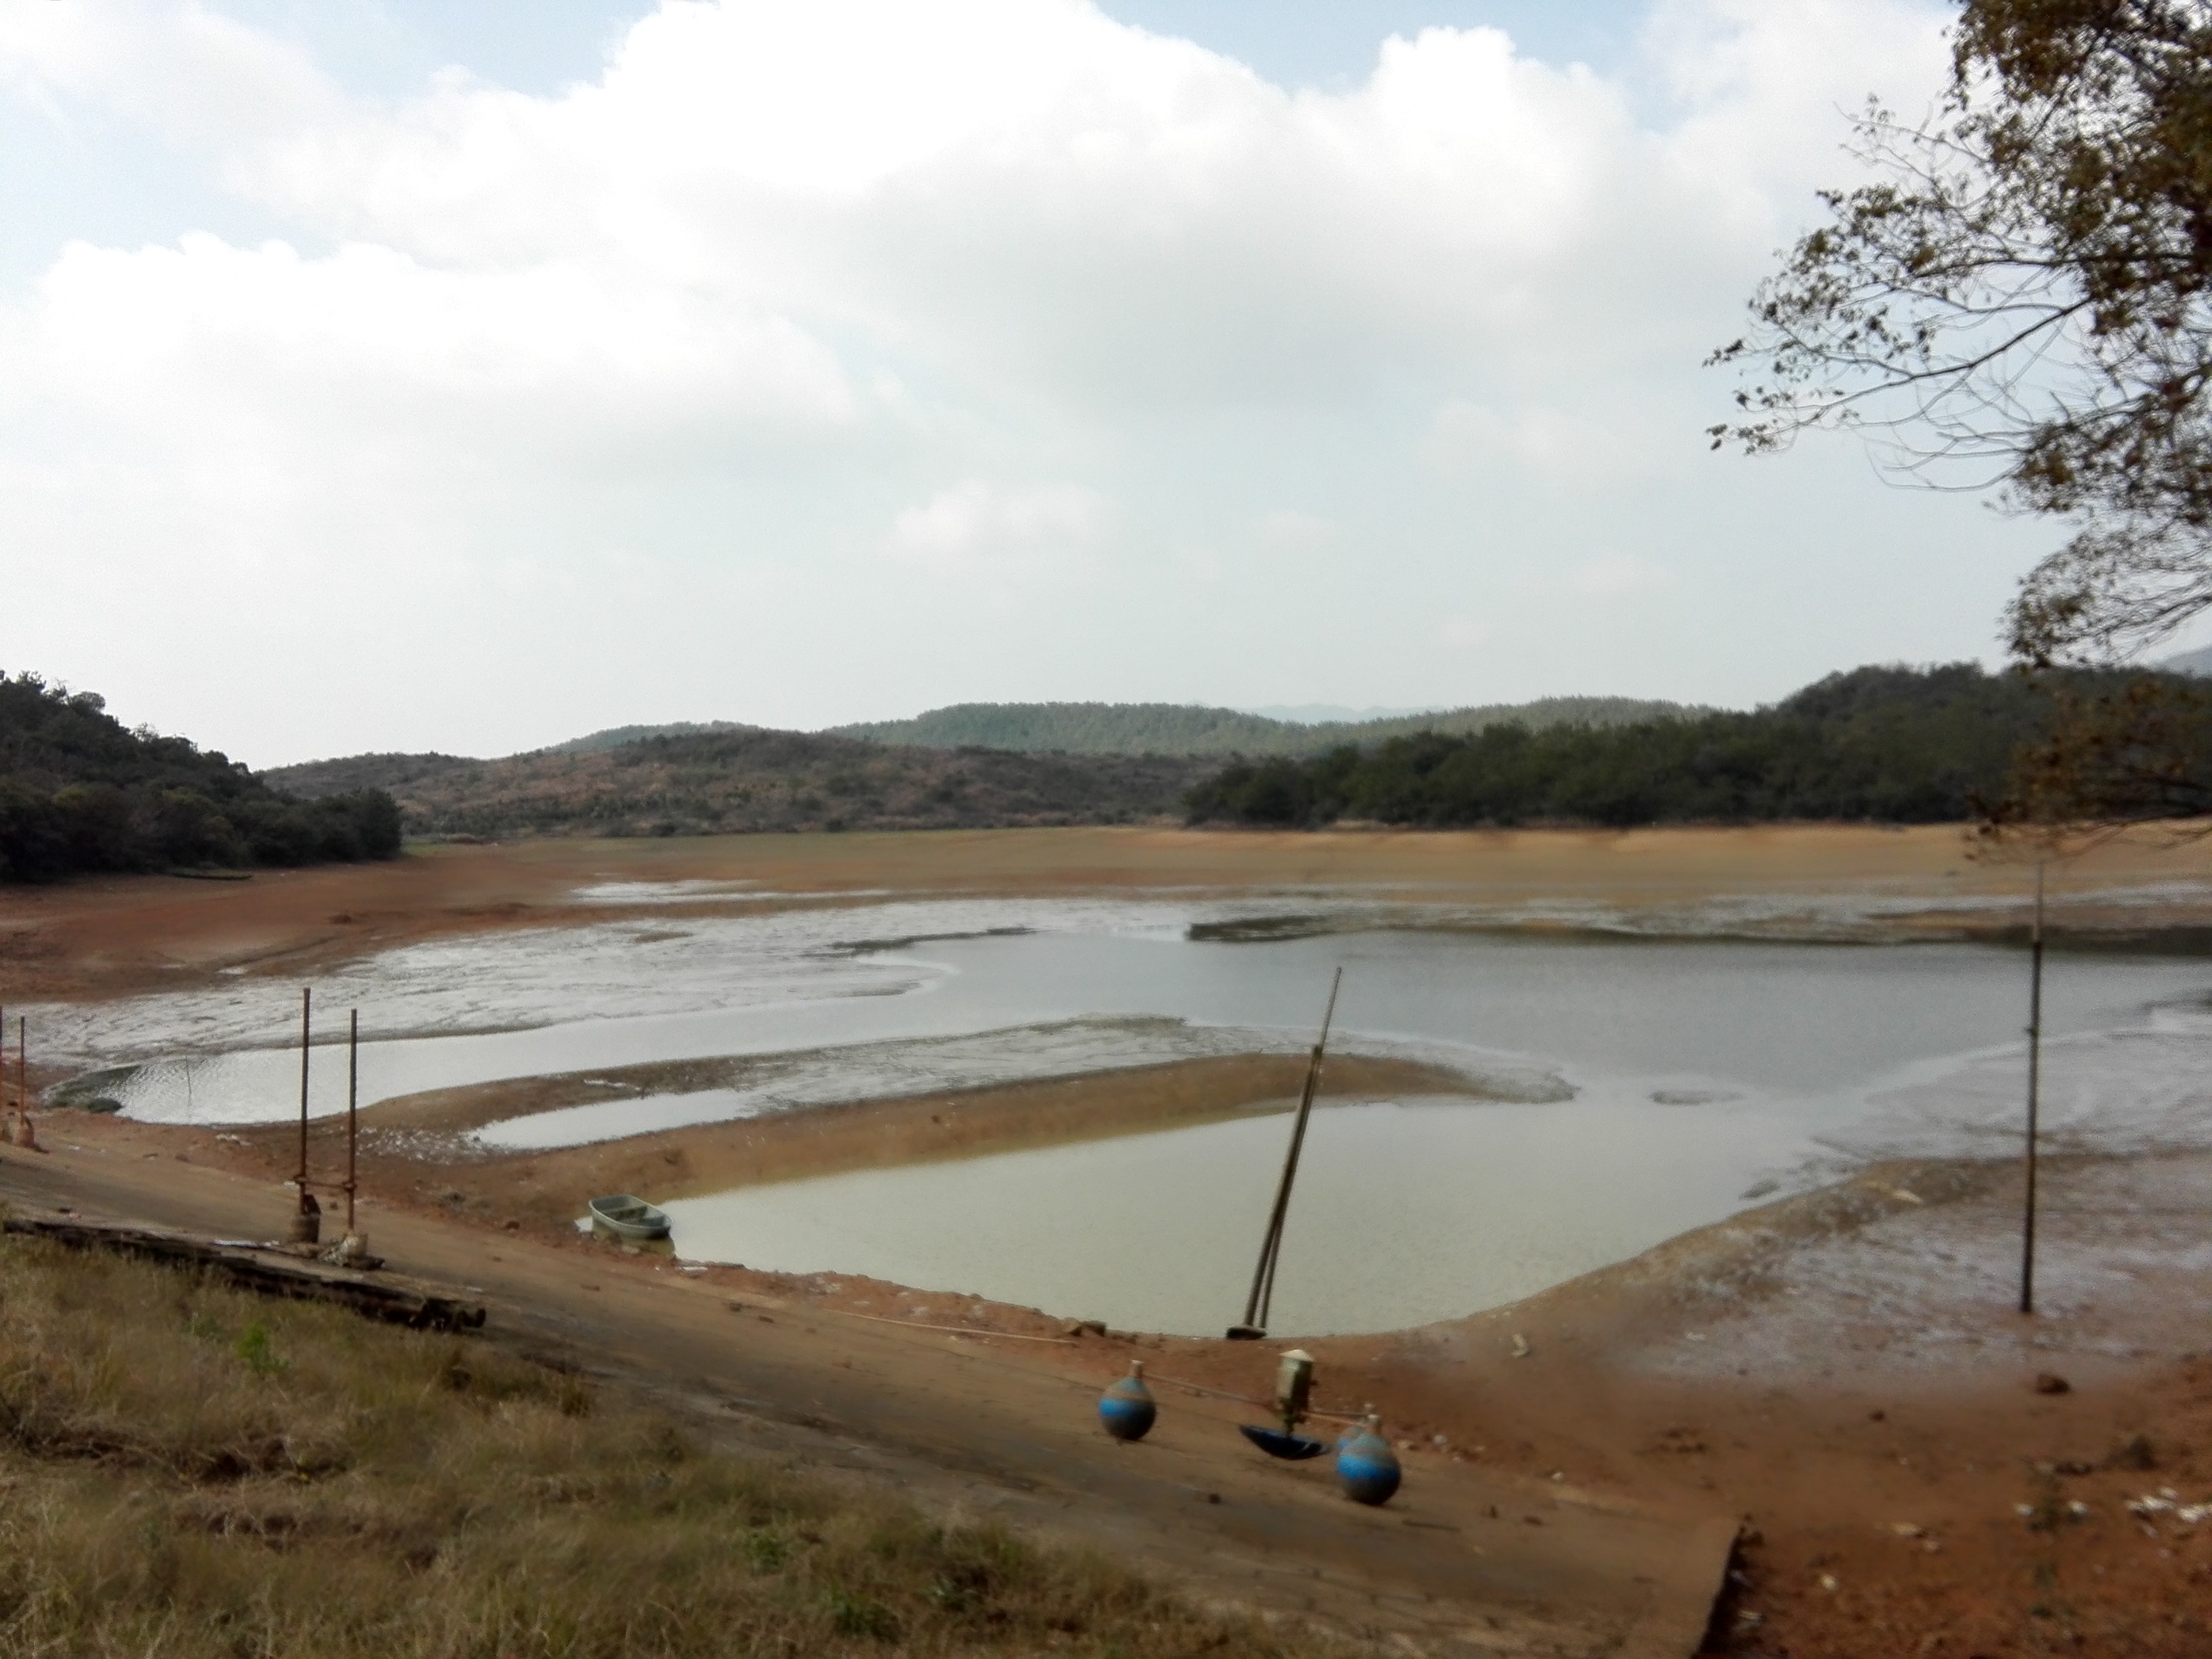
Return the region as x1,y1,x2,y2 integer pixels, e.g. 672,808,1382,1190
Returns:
0,0,2024,762
15,234,859,455
886,480,1112,578
0,0,342,152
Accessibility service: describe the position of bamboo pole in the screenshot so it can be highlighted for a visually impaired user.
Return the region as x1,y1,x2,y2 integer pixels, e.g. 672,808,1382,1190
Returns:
345,1008,359,1235
2020,861,2046,1316
1231,968,1342,1338
296,988,312,1215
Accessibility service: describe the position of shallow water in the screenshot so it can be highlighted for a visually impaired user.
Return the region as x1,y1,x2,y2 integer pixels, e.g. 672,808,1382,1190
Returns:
38,886,2212,1332
661,1097,1811,1336
52,901,2212,1143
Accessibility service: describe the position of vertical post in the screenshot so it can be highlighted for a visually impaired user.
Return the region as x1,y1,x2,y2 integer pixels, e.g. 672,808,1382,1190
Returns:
346,1008,359,1235
297,987,312,1214
2020,861,2045,1317
16,1015,25,1145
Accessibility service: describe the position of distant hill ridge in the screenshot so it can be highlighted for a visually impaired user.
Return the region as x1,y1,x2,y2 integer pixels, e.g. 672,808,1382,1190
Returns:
260,727,1209,841
828,695,1701,757
540,720,756,755
253,695,1700,843
254,665,2197,843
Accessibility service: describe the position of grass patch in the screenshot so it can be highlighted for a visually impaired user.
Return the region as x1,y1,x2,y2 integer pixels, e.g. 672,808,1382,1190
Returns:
0,1234,1328,1658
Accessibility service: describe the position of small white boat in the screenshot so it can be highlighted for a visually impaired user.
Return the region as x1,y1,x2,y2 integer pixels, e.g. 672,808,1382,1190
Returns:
587,1193,671,1242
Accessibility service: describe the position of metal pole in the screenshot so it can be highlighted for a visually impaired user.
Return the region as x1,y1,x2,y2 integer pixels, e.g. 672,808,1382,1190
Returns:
297,987,312,1214
1235,968,1342,1336
2020,862,2045,1315
16,1016,24,1136
346,1008,359,1235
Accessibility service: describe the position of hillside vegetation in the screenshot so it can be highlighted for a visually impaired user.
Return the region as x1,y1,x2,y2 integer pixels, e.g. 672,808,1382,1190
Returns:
1185,664,2195,829
832,695,1699,756
0,673,400,882
0,1233,1318,1659
541,720,755,755
260,668,2192,842
264,729,1211,840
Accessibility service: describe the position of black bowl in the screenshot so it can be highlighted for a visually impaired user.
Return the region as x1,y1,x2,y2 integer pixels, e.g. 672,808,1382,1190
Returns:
1238,1425,1330,1460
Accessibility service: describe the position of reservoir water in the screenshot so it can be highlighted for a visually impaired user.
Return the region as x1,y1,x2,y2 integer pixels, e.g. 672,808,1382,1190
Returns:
39,893,2212,1332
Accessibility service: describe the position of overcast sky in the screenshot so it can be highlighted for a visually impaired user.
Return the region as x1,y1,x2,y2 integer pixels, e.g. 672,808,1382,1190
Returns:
0,0,2078,765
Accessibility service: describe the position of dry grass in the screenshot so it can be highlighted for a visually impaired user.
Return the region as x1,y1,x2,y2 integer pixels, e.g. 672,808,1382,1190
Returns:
0,1235,1334,1659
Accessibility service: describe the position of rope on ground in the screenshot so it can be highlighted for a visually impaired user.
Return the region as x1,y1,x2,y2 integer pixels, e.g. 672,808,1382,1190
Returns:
790,1305,1365,1420
814,1306,1078,1344
1136,1370,1365,1425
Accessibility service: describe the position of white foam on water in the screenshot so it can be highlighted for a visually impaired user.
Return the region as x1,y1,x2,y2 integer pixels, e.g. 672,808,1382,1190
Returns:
1828,1000,2212,1162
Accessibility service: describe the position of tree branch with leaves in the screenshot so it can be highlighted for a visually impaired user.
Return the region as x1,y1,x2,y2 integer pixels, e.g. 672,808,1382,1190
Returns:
1711,0,2212,668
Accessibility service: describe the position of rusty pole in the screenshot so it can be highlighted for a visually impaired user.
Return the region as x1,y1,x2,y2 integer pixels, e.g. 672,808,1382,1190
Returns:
345,1008,359,1235
2020,861,2046,1316
297,987,312,1214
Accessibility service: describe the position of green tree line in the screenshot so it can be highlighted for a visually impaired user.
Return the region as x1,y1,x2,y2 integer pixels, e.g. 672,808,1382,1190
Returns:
0,672,402,882
1183,665,2210,829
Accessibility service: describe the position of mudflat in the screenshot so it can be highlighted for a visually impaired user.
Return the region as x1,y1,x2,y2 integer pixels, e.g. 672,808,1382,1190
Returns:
3,821,2205,1004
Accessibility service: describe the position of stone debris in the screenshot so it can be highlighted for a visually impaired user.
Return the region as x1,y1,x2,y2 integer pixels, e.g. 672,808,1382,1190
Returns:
2125,1491,2211,1525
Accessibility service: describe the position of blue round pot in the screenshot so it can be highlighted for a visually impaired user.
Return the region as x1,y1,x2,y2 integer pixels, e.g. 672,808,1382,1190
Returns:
1336,1421,1401,1505
1098,1364,1157,1441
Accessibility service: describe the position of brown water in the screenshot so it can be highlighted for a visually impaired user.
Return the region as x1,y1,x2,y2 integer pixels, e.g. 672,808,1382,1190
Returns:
659,1096,1810,1336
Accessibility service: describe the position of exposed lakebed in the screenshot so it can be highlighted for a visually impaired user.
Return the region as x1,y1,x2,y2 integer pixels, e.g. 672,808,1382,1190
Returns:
38,886,2212,1333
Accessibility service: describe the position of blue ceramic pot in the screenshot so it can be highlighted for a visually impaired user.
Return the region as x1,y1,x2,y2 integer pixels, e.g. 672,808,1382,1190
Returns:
1098,1361,1157,1441
1336,1416,1401,1505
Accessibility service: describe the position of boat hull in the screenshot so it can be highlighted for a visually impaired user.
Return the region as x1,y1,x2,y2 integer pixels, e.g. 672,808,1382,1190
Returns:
587,1194,671,1241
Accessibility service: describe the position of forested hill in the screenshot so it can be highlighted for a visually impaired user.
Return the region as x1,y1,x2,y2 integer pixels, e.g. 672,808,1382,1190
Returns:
540,720,754,755
262,728,1212,840
1184,664,2196,829
0,673,401,882
831,695,1698,756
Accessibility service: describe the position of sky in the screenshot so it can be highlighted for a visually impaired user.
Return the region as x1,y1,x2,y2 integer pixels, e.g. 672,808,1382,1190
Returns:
0,0,2079,765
